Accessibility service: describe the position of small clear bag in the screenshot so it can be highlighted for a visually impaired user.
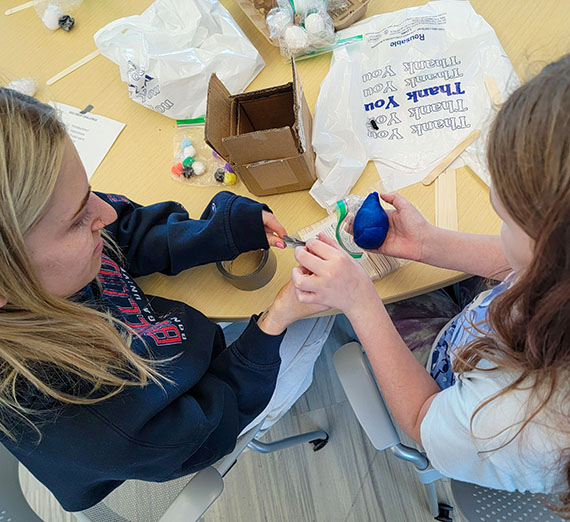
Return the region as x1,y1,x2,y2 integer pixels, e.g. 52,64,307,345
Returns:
335,195,365,258
171,118,238,187
34,0,82,31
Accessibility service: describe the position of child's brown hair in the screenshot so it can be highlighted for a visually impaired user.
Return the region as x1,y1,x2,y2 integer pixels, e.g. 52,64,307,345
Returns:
454,54,570,515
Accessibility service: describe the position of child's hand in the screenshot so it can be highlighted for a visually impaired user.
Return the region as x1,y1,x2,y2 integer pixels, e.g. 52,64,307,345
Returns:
262,211,287,249
257,280,329,335
292,234,378,316
372,193,434,261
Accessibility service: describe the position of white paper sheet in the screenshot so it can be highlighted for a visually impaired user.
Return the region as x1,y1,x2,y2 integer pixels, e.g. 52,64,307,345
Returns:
50,101,125,180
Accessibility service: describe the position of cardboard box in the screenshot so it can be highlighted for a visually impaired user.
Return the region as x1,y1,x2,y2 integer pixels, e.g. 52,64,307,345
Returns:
205,60,317,196
234,0,370,46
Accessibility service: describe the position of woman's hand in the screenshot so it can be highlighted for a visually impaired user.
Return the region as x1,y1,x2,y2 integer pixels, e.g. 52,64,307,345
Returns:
373,193,434,262
257,280,330,335
291,234,379,317
262,211,287,249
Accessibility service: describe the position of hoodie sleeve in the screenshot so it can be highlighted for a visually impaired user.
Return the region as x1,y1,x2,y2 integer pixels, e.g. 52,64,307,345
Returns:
96,191,270,277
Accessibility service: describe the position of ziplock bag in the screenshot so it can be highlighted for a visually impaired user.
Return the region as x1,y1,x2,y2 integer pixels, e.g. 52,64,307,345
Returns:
310,0,519,209
171,118,238,187
94,0,265,120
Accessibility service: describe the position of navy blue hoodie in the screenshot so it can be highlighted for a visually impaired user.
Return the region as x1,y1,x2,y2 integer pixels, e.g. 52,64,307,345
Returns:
1,191,285,511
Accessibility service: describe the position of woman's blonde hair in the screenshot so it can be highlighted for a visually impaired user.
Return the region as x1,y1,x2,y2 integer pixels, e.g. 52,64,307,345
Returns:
0,88,163,441
453,54,570,515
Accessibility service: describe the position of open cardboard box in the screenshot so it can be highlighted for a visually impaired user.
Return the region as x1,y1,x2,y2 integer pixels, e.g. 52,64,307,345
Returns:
205,60,316,196
235,0,370,46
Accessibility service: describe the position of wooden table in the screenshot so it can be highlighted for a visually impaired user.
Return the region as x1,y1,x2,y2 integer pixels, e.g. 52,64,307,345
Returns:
1,0,568,320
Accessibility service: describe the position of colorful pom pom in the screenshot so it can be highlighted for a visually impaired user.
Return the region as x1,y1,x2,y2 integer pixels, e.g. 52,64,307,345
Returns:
224,172,237,185
171,162,183,176
214,168,226,183
193,161,205,175
183,145,196,158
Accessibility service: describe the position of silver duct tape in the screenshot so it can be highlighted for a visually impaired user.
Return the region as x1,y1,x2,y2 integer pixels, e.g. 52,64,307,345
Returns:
216,249,277,291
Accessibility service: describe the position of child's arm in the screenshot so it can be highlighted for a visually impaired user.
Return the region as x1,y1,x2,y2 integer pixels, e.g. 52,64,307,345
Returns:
293,237,439,444
97,191,272,277
374,193,511,280
419,228,510,281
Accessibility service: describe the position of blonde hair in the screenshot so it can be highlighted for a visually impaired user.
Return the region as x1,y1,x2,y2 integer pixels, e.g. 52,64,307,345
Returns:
0,88,163,441
453,54,570,515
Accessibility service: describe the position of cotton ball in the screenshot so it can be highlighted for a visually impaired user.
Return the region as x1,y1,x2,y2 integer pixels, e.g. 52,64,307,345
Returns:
283,25,309,54
42,4,63,30
193,161,205,176
183,145,196,158
266,8,293,39
7,78,36,97
304,12,326,36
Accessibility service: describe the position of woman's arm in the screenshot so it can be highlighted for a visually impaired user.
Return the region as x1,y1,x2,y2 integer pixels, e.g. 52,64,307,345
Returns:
375,193,511,280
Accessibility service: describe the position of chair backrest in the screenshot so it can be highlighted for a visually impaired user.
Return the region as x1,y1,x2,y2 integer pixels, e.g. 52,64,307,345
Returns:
450,480,565,522
0,443,42,522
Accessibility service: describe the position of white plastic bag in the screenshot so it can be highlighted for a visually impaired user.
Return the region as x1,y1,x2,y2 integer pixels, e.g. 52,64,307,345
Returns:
93,0,265,120
310,0,519,209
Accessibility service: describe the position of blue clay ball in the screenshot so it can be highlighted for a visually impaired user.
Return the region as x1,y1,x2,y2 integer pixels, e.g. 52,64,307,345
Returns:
353,192,389,249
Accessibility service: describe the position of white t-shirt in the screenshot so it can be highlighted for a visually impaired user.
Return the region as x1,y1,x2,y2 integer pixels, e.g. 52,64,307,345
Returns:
420,276,568,494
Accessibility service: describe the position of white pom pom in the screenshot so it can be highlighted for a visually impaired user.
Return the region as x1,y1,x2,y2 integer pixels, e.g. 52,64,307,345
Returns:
304,12,326,35
283,25,309,53
183,145,196,158
7,78,36,97
42,4,63,30
193,161,205,175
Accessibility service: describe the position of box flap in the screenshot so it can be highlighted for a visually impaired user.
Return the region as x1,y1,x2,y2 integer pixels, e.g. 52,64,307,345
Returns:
291,59,306,151
223,127,299,164
204,74,233,160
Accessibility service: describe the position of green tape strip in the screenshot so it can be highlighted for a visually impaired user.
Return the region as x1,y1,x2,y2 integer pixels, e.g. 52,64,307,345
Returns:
176,115,206,126
335,200,363,259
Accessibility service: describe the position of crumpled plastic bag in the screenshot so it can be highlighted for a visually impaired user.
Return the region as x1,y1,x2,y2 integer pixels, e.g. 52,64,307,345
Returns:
94,0,265,120
310,0,519,209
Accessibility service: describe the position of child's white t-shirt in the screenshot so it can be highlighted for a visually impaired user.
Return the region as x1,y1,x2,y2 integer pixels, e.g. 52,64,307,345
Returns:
420,276,567,494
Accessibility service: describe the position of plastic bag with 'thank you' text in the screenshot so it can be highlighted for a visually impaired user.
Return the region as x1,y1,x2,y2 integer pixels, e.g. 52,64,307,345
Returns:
310,0,520,209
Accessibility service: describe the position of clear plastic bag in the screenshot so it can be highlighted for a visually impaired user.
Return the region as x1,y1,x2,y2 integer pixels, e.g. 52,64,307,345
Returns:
171,119,238,187
266,6,294,40
334,195,364,258
94,0,264,120
269,0,335,59
326,0,348,16
34,0,82,31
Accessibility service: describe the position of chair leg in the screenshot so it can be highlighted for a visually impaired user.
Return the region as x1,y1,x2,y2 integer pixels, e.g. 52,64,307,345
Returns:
424,482,440,517
247,430,329,453
388,443,452,520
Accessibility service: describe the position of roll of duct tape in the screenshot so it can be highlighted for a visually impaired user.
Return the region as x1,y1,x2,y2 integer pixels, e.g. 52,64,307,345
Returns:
216,249,277,291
